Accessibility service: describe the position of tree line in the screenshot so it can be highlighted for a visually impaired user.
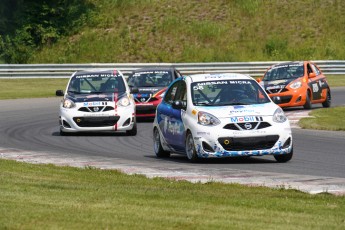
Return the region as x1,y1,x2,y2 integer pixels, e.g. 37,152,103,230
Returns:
0,0,94,63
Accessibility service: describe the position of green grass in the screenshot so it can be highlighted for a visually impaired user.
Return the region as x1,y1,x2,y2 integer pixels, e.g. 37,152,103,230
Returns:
0,78,68,100
28,0,345,63
299,107,345,131
0,159,344,229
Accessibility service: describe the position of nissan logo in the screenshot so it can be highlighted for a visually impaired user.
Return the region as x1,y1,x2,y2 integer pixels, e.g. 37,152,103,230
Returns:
244,123,252,130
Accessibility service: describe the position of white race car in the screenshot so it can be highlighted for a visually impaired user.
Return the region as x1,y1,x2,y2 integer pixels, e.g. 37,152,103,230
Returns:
153,73,293,162
56,69,137,135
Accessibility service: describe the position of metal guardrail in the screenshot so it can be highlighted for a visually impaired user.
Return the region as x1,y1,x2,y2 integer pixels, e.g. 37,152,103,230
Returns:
0,61,345,78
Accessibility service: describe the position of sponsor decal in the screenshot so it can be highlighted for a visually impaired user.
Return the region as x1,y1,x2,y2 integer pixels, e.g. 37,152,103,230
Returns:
268,80,287,85
133,71,169,76
196,132,210,136
76,73,120,78
229,109,255,114
266,85,284,91
83,101,106,106
137,103,154,106
271,63,302,70
230,116,263,123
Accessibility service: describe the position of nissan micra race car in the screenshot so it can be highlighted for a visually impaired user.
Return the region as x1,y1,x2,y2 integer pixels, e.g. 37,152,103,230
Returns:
56,69,137,136
153,73,293,162
258,61,331,109
127,67,181,118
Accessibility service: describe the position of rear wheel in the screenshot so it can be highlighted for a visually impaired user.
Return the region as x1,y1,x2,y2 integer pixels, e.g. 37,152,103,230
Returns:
322,89,331,108
186,132,199,162
274,147,293,163
153,128,170,158
303,91,312,109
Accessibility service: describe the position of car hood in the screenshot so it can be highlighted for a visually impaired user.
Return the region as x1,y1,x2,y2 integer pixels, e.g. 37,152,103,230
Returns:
196,103,279,118
260,79,295,91
66,92,127,103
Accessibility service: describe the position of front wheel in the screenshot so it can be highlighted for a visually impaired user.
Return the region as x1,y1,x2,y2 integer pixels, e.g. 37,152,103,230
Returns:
126,122,137,136
303,92,312,109
322,89,331,108
153,128,170,158
274,147,293,163
185,132,199,162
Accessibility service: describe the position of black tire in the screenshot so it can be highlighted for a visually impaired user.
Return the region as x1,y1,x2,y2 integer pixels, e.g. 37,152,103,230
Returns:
153,128,170,158
322,89,331,108
303,91,312,109
185,132,199,162
60,128,71,136
274,147,293,163
126,122,137,136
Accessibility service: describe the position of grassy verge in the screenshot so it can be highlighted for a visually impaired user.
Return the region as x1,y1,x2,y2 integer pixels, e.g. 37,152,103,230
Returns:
0,75,344,100
0,78,68,100
299,107,345,131
0,159,344,229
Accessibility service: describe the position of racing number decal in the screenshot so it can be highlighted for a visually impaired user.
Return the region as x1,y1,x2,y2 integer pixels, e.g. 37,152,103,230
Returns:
312,83,319,93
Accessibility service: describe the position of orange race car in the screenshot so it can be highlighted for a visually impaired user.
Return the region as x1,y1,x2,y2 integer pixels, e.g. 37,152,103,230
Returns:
257,61,331,109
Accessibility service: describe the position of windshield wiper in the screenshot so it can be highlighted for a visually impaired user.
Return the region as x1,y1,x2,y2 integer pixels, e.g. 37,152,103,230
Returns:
217,102,250,106
194,102,214,106
68,90,81,94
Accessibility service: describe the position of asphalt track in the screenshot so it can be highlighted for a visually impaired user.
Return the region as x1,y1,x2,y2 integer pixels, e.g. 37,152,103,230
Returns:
1,87,345,195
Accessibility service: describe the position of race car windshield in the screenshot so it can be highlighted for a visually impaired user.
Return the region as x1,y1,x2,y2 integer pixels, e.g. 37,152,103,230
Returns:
67,73,126,94
263,64,304,81
127,71,172,87
191,80,270,106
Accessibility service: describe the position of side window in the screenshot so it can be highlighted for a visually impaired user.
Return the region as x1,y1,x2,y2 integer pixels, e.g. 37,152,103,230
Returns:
164,81,179,104
174,81,186,102
307,64,313,75
311,64,321,76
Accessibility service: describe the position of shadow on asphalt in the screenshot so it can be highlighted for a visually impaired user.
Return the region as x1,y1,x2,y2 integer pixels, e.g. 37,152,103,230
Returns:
144,154,276,164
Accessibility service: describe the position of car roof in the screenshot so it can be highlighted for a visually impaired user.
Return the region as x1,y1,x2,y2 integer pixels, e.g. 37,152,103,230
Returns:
132,67,176,73
74,69,123,75
271,61,304,67
185,73,253,83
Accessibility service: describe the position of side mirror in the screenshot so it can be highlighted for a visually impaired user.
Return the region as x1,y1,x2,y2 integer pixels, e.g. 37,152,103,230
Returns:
172,100,186,110
309,72,316,78
130,87,139,94
56,90,64,96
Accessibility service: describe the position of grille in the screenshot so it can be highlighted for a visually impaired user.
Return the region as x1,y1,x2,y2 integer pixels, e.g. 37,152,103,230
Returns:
266,88,288,94
73,116,120,127
136,105,157,114
218,135,279,151
78,106,114,112
279,96,292,104
223,122,271,130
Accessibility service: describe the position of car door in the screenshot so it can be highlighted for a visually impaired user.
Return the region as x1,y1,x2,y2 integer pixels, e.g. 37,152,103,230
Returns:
157,80,186,152
307,63,323,101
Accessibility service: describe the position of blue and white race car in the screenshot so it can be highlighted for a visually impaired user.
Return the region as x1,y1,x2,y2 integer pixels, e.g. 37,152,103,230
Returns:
56,69,137,136
153,73,293,162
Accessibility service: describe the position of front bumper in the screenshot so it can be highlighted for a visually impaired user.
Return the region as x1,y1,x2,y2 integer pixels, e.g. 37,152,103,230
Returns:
59,104,135,133
191,119,292,158
269,88,306,108
135,100,160,118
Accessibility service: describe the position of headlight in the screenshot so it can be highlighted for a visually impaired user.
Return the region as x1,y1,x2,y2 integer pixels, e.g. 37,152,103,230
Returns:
289,80,302,89
118,96,130,107
198,111,220,126
273,107,287,123
62,99,75,108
